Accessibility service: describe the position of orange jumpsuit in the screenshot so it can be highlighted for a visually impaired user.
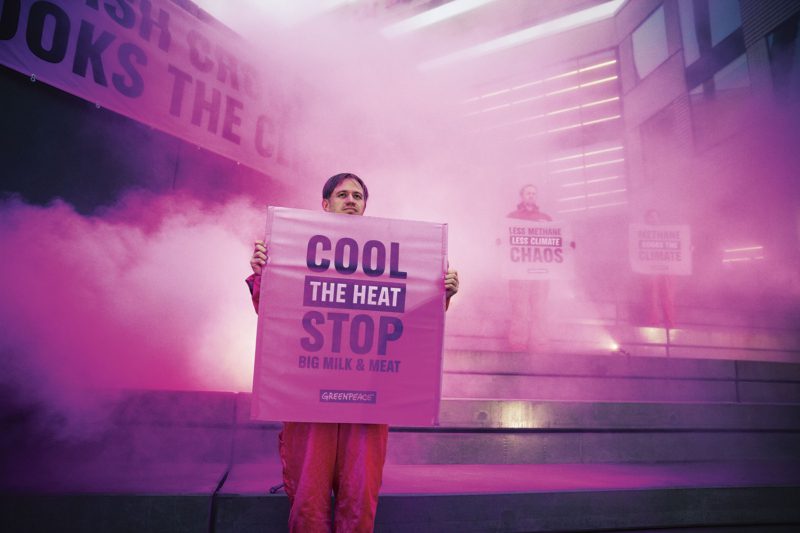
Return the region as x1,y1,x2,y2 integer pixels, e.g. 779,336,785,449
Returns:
642,273,676,329
247,273,388,533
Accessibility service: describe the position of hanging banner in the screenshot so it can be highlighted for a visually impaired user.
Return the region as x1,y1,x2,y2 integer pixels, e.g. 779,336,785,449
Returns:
0,0,288,172
629,224,692,275
502,220,574,280
252,207,448,426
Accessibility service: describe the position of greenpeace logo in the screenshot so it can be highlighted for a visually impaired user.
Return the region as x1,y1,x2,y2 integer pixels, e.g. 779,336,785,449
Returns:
320,390,377,404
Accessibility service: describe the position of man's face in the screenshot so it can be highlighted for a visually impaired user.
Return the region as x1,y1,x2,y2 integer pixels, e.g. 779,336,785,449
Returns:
521,186,538,208
322,178,366,215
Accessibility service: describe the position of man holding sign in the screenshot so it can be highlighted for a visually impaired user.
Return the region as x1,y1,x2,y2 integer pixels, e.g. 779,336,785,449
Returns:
246,173,459,532
506,184,553,352
628,209,691,329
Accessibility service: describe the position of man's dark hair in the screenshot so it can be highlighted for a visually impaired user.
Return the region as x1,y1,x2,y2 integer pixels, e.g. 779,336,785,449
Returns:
322,173,369,200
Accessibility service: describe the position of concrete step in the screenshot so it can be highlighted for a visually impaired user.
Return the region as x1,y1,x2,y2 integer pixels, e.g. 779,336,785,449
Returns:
435,399,800,430
4,461,797,533
215,461,800,533
8,389,796,469
442,351,800,403
237,397,800,431
385,428,800,464
230,396,800,465
444,308,800,363
3,386,799,532
0,493,212,533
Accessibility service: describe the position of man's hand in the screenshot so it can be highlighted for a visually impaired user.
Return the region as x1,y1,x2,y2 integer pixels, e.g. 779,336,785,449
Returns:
445,268,459,299
250,240,268,275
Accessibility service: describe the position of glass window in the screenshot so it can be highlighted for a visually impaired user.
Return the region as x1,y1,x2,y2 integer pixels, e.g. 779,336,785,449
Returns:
714,52,750,91
640,102,680,184
709,0,742,46
679,0,701,65
679,0,743,66
689,53,750,150
766,13,800,101
632,6,669,79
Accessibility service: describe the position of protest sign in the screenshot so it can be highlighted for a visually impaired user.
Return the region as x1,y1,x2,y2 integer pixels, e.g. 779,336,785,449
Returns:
629,224,692,275
251,207,448,426
502,220,574,280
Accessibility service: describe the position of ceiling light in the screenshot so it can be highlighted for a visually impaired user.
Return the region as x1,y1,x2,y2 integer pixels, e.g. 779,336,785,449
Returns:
382,0,497,38
420,0,627,70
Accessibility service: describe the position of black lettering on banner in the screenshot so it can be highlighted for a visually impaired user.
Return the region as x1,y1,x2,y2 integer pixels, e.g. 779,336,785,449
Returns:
191,79,220,132
114,42,146,97
187,29,212,72
307,235,332,272
222,95,243,144
304,237,406,278
186,29,250,96
215,47,239,89
350,315,374,355
378,316,403,356
241,63,259,99
390,242,407,278
72,21,115,85
299,311,405,356
334,238,358,275
0,0,21,40
167,64,192,116
327,312,350,353
26,1,70,63
301,311,324,351
139,0,171,52
255,115,275,157
362,240,386,277
103,0,136,29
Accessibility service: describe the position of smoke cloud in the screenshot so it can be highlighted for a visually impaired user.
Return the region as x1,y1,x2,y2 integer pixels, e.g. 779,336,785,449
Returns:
3,2,799,444
0,192,266,437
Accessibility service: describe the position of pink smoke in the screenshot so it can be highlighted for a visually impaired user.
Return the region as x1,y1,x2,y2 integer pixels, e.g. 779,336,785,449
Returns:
0,191,267,432
3,3,799,444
